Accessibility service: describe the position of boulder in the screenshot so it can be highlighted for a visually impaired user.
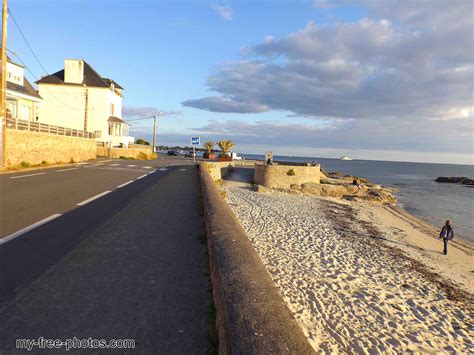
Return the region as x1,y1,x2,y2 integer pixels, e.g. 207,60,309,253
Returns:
255,185,273,194
290,184,302,190
301,183,349,198
435,177,474,185
347,189,397,204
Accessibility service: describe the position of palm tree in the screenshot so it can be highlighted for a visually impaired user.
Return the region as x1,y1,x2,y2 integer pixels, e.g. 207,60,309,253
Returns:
217,140,235,157
203,141,215,154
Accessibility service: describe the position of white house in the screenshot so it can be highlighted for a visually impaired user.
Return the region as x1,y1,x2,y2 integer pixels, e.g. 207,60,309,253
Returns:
36,59,133,146
2,57,42,121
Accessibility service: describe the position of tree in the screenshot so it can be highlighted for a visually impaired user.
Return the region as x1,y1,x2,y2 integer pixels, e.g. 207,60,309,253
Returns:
135,138,150,146
217,140,235,157
203,140,215,153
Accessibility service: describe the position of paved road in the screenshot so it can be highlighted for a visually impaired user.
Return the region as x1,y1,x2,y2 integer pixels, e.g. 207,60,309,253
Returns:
0,166,212,353
0,156,193,239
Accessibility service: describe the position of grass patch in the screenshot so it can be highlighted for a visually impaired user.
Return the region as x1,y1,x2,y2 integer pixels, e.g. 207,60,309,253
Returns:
287,168,296,176
119,156,135,160
41,160,48,165
20,161,31,168
219,190,227,200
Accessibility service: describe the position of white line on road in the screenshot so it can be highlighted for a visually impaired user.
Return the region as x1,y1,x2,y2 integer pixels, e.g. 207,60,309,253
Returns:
77,191,111,206
110,163,120,167
126,164,137,167
136,174,147,180
148,170,156,175
143,166,152,169
158,167,168,171
0,214,62,245
56,168,78,172
179,168,187,171
10,172,46,179
117,180,134,188
75,162,87,165
95,163,104,166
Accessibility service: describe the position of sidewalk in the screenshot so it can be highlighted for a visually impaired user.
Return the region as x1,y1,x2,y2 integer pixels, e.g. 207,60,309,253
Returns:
0,167,213,353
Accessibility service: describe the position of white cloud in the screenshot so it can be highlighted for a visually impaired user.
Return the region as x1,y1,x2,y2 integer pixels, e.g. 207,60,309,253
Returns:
183,1,474,157
123,106,182,118
212,3,233,20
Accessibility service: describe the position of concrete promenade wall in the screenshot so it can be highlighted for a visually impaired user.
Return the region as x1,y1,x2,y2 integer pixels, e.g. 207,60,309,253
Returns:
97,145,153,159
5,129,96,167
254,164,321,188
199,165,314,354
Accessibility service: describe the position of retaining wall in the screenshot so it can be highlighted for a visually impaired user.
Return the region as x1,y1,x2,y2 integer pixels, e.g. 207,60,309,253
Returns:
200,160,257,180
97,145,153,159
254,163,321,188
199,165,314,354
5,129,96,167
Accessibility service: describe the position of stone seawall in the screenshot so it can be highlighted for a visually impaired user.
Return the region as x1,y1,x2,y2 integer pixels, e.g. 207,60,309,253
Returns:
5,129,96,167
254,163,321,188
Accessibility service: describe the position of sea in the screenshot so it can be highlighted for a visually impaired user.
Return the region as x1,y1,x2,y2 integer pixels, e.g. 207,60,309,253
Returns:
242,154,474,242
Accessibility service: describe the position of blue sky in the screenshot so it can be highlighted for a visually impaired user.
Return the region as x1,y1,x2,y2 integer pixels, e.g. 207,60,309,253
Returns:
9,0,474,164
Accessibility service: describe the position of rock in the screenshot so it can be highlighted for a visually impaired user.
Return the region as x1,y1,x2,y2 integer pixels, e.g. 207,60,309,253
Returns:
301,183,348,198
276,188,303,195
290,184,301,190
435,177,474,185
255,185,273,194
347,189,397,204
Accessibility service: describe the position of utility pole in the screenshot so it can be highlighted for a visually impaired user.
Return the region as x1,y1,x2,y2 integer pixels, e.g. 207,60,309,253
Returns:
152,114,156,153
83,84,88,133
0,0,7,167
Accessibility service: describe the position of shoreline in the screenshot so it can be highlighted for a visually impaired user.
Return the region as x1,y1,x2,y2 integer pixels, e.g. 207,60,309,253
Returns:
221,167,473,352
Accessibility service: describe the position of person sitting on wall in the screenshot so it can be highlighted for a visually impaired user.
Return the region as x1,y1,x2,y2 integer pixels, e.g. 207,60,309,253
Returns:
266,158,273,165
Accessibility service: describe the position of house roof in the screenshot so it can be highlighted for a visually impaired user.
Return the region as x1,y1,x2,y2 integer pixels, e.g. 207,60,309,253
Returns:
36,61,123,89
7,78,42,99
108,116,129,125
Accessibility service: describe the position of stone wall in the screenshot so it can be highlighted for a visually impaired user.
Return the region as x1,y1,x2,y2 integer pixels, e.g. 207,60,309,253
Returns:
5,129,96,167
97,145,153,159
200,161,235,180
254,163,321,188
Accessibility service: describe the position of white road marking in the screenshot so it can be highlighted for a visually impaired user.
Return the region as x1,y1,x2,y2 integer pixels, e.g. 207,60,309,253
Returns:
75,162,87,165
158,167,168,171
10,172,46,179
0,214,62,245
179,168,186,171
169,163,176,166
117,180,134,188
77,191,111,206
95,163,104,166
143,166,152,169
56,168,78,172
126,164,137,167
110,163,120,167
148,170,156,175
136,174,147,180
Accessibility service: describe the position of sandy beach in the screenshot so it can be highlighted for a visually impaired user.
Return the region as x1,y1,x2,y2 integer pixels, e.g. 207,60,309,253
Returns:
223,169,473,353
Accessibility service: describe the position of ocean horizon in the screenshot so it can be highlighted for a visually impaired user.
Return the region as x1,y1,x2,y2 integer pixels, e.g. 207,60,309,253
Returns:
241,153,474,242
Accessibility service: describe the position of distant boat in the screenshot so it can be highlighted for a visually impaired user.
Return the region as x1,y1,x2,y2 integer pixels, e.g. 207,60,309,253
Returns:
340,156,353,161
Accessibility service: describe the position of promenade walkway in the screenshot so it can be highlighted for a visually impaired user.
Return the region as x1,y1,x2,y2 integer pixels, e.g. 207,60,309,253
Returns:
0,167,212,353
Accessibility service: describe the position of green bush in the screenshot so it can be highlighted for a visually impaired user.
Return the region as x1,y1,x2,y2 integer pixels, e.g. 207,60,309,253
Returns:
20,161,31,168
41,160,48,165
287,169,296,176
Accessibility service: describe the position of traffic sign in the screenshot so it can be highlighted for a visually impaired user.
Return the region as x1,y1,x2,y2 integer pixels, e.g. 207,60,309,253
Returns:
191,137,200,145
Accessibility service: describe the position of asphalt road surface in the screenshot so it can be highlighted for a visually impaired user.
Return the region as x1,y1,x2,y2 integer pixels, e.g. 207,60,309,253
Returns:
0,156,193,239
0,165,212,353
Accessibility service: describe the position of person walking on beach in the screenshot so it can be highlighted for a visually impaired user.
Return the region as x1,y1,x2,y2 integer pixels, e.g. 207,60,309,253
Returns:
439,220,454,255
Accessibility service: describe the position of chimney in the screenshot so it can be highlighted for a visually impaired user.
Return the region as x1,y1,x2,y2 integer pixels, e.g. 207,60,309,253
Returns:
64,59,84,84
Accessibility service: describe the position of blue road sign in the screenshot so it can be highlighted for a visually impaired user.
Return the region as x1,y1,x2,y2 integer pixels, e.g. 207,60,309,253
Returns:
191,137,200,145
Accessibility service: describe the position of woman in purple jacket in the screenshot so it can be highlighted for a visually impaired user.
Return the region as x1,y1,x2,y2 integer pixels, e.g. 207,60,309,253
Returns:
439,220,454,255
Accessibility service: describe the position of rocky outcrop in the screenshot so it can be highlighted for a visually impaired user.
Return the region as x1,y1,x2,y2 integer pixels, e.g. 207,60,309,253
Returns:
255,181,397,205
435,177,474,185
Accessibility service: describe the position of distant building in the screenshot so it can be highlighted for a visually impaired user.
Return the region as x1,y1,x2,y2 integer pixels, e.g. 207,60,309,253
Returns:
2,57,42,121
36,59,133,146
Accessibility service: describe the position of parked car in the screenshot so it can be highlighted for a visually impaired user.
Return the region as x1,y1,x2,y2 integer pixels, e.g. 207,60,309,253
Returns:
184,151,196,158
167,150,179,156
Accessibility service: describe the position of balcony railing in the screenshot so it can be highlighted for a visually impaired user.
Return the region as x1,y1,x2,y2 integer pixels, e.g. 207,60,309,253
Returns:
6,117,96,139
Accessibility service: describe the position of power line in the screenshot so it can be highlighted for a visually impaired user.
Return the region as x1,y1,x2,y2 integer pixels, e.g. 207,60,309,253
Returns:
8,7,48,75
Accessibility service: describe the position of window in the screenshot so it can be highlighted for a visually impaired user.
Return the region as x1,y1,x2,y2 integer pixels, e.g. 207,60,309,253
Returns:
21,105,31,121
7,99,17,118
110,103,115,115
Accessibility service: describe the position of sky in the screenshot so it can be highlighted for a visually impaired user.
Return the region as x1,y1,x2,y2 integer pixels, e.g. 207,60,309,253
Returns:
9,0,474,164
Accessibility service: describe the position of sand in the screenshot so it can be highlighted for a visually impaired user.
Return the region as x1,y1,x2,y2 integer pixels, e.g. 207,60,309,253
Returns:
223,174,474,353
